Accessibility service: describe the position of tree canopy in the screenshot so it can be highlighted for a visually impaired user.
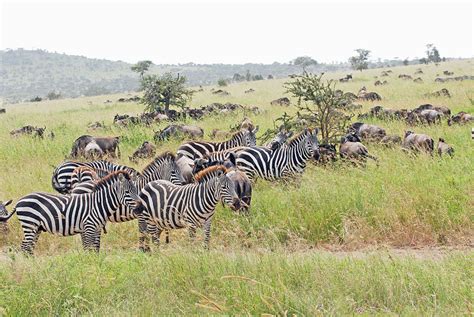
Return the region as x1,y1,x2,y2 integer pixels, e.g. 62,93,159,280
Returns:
131,60,153,78
349,49,370,71
291,56,318,71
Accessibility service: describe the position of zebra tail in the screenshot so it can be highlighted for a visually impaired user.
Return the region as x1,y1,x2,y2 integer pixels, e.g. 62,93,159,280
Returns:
0,208,16,222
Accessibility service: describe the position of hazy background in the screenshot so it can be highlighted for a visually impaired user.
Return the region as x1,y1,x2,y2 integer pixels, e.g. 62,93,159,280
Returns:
2,0,472,64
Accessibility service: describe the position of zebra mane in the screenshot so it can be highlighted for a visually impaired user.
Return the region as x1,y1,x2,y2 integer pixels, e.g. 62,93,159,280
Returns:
92,171,131,190
194,165,228,183
141,151,176,176
73,166,99,179
230,130,245,140
287,129,310,146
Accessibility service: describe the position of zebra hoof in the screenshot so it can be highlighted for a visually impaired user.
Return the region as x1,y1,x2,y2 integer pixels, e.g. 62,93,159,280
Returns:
139,246,151,253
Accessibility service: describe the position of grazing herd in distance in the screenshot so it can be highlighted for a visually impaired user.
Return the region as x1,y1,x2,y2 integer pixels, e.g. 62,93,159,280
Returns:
1,68,473,255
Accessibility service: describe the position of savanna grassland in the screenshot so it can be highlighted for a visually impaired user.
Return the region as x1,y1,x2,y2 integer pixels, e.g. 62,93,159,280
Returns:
0,60,473,315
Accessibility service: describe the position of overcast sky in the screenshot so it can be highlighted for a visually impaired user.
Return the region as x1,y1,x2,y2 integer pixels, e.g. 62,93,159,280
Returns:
1,0,472,64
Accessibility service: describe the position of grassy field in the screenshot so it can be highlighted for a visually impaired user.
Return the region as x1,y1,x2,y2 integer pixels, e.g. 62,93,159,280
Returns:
0,59,473,315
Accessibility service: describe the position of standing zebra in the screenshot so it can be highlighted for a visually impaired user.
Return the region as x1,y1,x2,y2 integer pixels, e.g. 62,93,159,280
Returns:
0,171,139,255
134,165,241,250
176,125,259,160
71,152,184,250
52,160,137,194
236,128,320,181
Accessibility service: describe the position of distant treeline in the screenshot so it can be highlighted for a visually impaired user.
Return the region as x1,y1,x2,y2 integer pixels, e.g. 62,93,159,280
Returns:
0,49,439,103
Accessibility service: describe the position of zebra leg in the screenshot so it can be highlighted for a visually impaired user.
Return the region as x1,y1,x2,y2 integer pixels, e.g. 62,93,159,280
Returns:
138,216,151,252
165,230,170,244
20,228,39,256
151,227,163,247
81,224,101,252
203,219,212,249
188,225,197,241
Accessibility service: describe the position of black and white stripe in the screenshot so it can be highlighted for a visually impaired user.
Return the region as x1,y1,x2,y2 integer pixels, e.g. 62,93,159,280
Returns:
1,171,139,255
176,126,259,160
134,166,240,250
52,160,137,194
236,128,320,181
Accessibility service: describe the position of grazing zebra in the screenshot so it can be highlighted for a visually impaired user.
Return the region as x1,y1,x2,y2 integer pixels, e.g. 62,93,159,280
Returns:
134,165,241,250
176,126,259,160
236,128,320,181
0,171,139,255
51,160,137,194
0,200,13,233
71,152,184,250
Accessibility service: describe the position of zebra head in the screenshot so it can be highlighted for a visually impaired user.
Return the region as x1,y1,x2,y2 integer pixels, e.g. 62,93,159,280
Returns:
114,172,140,209
268,129,293,150
242,125,259,146
142,152,185,185
217,169,241,212
0,200,13,218
304,128,320,160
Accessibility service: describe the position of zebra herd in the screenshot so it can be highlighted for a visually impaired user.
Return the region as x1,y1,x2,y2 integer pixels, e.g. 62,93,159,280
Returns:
0,125,320,255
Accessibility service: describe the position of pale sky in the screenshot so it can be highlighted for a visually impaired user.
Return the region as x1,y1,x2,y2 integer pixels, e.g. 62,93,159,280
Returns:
1,0,473,64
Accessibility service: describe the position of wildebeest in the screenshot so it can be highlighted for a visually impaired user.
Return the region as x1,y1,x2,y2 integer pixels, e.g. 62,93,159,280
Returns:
270,97,290,106
339,74,353,82
88,121,105,130
402,131,434,154
357,87,382,101
0,200,13,233
212,89,230,96
348,122,386,141
437,138,454,157
84,141,104,159
413,77,423,83
425,88,451,98
10,126,46,138
447,112,474,125
339,135,377,164
443,70,454,76
209,129,232,140
374,80,388,86
380,135,402,147
129,141,156,163
317,144,337,164
398,74,413,80
414,69,424,75
154,124,204,142
418,109,442,125
0,108,5,114
244,88,255,93
70,135,121,158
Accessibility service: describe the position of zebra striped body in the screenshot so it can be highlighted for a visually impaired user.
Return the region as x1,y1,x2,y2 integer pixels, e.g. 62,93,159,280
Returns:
236,128,320,181
52,160,137,194
4,172,139,255
135,166,240,249
176,126,258,160
71,153,184,249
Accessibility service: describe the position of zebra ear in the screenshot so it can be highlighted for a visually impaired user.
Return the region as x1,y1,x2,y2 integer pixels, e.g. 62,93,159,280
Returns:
313,128,319,136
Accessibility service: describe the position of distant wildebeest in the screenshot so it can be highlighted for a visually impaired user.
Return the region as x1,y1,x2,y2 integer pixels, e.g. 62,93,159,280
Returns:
0,108,5,114
339,74,353,82
437,138,454,157
339,134,377,164
402,131,434,155
270,97,290,106
374,80,388,86
348,122,386,141
357,87,382,101
380,135,402,147
317,144,337,164
414,69,424,75
413,77,423,83
212,89,230,96
380,71,390,77
10,125,46,138
443,70,454,76
209,129,232,140
244,88,255,94
418,109,442,125
70,135,121,158
425,88,451,98
0,200,13,234
447,112,474,125
88,121,105,130
129,141,156,163
398,74,413,80
154,124,204,142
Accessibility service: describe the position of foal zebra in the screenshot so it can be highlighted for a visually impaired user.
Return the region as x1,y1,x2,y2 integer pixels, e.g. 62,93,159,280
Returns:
52,160,137,194
0,171,139,255
71,152,184,250
236,128,320,181
176,125,259,160
134,165,241,250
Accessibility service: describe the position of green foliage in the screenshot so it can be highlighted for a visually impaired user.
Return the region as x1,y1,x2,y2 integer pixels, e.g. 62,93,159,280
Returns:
403,58,409,66
217,78,228,86
140,72,193,114
426,44,442,63
232,73,245,82
284,72,352,143
46,91,62,100
292,56,318,71
349,49,371,71
131,60,153,78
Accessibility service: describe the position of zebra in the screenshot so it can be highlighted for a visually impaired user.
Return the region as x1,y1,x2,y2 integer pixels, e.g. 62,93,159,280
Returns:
69,166,110,193
51,160,137,194
0,171,139,255
0,199,13,234
176,125,259,160
134,165,241,250
71,152,184,250
236,128,320,181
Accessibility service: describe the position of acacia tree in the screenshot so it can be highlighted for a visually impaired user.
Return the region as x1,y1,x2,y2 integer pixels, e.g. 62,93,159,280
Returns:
140,72,193,115
284,72,352,143
292,56,318,71
131,60,153,78
349,49,370,71
426,44,441,63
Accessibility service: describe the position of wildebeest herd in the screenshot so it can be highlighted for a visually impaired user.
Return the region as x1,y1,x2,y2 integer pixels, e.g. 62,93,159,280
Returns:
1,74,472,255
